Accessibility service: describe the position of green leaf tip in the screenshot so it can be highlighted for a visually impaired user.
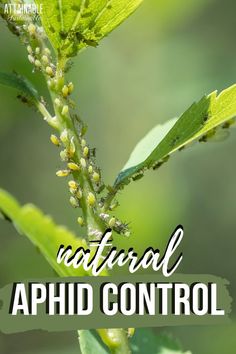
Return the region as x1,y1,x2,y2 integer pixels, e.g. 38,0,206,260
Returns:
0,188,89,277
35,0,143,58
0,72,39,102
114,84,236,189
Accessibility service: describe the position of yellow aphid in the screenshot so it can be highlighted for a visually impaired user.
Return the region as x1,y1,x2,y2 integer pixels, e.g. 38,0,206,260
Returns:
76,189,83,199
68,162,80,171
80,158,86,168
69,188,76,195
50,134,60,146
44,48,51,56
68,138,76,157
92,172,100,183
34,59,41,68
28,55,34,64
62,105,69,116
68,180,77,190
108,217,116,228
27,45,32,54
60,150,68,161
45,66,54,77
54,98,61,107
42,55,49,65
77,217,84,226
88,165,93,174
83,146,89,157
60,129,68,144
87,192,96,207
62,85,69,98
56,170,70,177
35,47,40,54
70,196,78,208
28,23,36,35
68,82,74,94
81,139,86,147
127,328,135,338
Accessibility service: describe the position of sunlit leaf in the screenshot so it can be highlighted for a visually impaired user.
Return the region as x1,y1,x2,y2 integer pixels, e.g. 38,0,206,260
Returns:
114,84,236,188
0,189,88,277
35,0,143,58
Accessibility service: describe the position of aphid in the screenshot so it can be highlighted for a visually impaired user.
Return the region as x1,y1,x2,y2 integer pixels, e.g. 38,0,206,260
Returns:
222,118,236,129
88,165,93,174
48,25,55,33
109,200,119,211
28,54,35,64
108,217,116,228
80,158,86,168
87,192,96,207
27,45,32,54
81,139,86,147
44,48,51,56
60,129,69,144
92,172,100,183
68,137,76,157
67,162,80,171
70,196,78,208
62,85,69,98
28,23,36,36
35,47,40,55
152,161,164,170
127,328,135,338
171,136,180,147
62,105,69,116
50,134,60,146
47,79,54,89
83,146,89,157
34,59,41,68
132,172,144,181
68,82,74,94
41,55,49,65
76,188,83,199
68,180,78,190
77,217,84,226
60,150,68,161
17,94,29,104
54,98,61,107
56,170,70,177
59,30,68,39
45,66,54,77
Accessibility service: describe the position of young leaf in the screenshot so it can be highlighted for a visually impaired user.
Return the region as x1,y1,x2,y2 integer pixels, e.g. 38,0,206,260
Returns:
114,84,236,189
0,72,39,103
0,189,89,277
130,329,191,354
79,330,109,354
35,0,143,58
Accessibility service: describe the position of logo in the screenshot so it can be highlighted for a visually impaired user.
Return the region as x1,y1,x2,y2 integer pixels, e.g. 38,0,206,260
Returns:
3,3,43,21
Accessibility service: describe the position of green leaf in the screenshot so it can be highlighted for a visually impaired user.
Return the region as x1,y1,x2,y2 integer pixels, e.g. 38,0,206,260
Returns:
79,329,191,354
0,72,39,103
35,0,143,58
114,84,236,188
79,330,109,354
0,189,89,277
130,329,191,354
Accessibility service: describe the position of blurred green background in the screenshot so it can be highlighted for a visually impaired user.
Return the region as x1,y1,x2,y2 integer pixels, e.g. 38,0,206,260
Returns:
0,0,236,353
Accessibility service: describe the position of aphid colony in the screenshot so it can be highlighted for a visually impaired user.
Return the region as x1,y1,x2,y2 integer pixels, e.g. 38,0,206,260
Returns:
2,17,130,237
